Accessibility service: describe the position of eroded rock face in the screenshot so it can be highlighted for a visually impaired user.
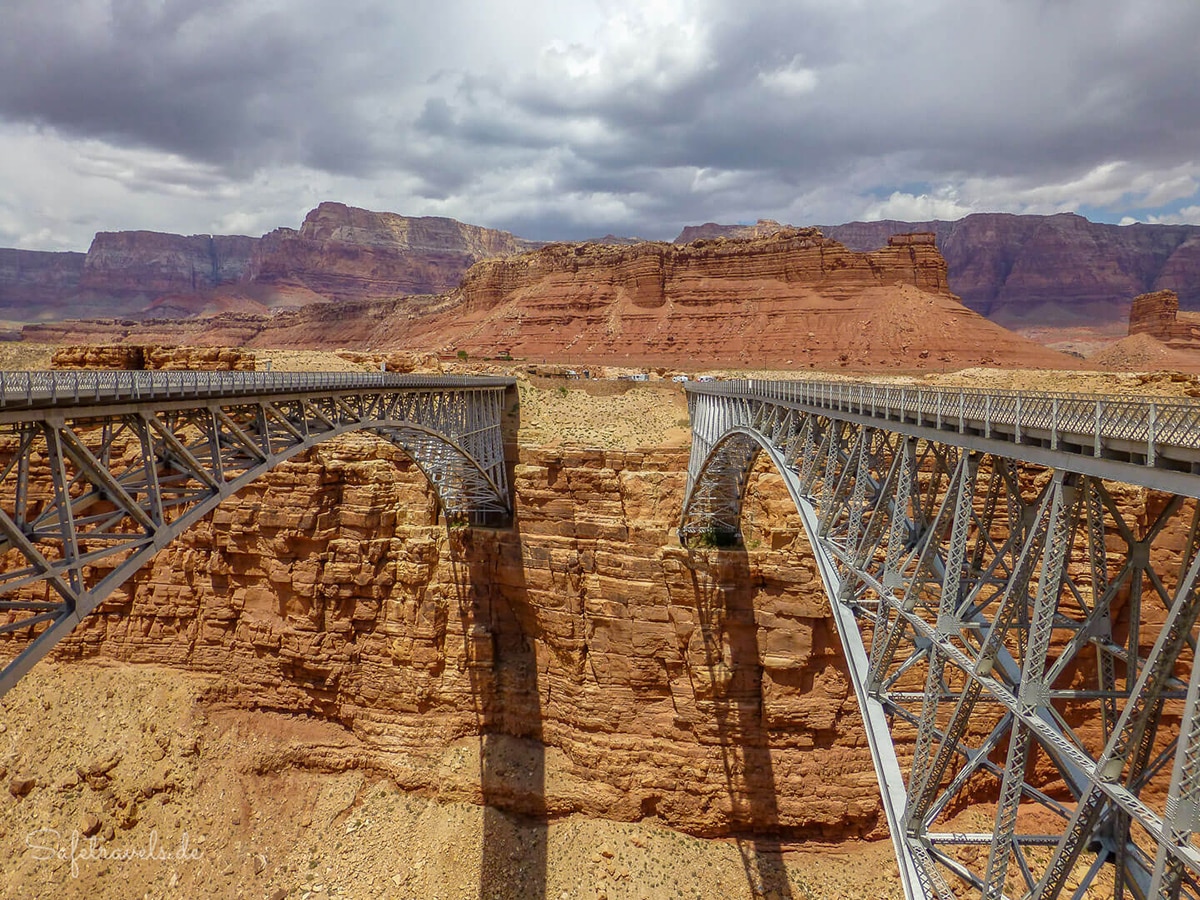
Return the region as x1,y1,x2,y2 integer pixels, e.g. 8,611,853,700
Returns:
50,344,255,370
0,249,86,320
80,232,256,298
688,213,1200,329
401,230,1076,369
1,204,537,322
244,203,538,302
1128,289,1200,349
35,438,880,841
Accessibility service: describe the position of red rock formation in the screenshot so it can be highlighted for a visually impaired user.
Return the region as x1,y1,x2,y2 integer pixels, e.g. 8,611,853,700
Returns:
392,230,1077,370
0,248,86,320
1128,289,1200,349
245,202,538,302
50,344,255,370
20,231,1082,372
695,213,1200,329
1,204,537,322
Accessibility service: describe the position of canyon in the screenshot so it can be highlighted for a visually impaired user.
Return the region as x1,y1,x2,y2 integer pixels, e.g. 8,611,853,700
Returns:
1,360,1198,898
0,377,895,899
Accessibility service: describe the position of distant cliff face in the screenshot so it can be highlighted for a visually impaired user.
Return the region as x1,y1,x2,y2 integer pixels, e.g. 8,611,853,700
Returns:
79,231,257,300
676,213,1200,329
813,213,1200,328
0,203,537,322
0,249,86,320
245,202,538,302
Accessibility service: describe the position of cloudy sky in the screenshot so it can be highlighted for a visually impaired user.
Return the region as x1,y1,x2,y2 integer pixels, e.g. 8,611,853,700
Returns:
1,0,1198,251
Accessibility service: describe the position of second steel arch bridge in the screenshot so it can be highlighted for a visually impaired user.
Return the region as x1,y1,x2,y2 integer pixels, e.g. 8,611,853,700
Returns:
681,378,1200,900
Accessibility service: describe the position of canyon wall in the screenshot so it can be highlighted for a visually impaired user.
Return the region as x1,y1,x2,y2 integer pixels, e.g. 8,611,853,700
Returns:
244,202,538,303
29,437,880,841
20,230,1080,371
0,248,86,321
0,204,535,323
681,213,1200,329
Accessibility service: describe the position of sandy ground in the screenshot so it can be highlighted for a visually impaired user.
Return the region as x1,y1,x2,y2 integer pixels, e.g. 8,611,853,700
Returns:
0,663,901,900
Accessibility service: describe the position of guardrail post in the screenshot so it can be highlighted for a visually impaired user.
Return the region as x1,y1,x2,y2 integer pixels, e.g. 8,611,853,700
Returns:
1051,397,1059,450
958,390,964,433
1015,394,1022,444
1094,401,1102,457
985,394,991,439
1149,402,1157,466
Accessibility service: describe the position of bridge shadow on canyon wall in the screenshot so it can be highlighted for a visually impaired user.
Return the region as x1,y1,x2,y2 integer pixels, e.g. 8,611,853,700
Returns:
448,525,548,900
447,388,549,900
686,545,795,900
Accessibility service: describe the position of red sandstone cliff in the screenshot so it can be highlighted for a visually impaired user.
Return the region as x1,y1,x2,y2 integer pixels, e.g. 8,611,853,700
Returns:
0,248,86,321
0,204,537,322
21,230,1081,371
1128,289,1200,349
686,213,1200,329
392,230,1076,369
244,202,539,303
1,437,879,841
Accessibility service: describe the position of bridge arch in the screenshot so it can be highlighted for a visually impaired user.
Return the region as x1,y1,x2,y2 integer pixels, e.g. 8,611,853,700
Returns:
0,373,514,696
679,426,804,544
681,381,1200,900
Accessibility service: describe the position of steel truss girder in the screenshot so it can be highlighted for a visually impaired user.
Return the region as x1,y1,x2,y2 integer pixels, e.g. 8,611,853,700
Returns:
680,388,1200,900
0,382,512,697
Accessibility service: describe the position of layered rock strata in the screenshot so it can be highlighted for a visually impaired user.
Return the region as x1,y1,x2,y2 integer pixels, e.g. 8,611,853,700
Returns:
0,248,86,320
245,202,538,302
1128,289,1200,350
0,204,535,322
29,438,880,840
684,213,1200,328
398,230,1077,369
49,344,255,370
20,231,1080,371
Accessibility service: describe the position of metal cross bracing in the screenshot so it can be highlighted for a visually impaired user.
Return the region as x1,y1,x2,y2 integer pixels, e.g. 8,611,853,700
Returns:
680,379,1200,900
0,370,515,698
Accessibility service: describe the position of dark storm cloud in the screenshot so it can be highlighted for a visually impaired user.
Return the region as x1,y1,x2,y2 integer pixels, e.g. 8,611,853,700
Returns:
0,0,402,175
0,0,1198,248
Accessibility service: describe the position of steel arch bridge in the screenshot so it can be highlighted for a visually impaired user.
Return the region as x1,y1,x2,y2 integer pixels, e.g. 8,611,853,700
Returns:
680,379,1200,900
0,369,514,698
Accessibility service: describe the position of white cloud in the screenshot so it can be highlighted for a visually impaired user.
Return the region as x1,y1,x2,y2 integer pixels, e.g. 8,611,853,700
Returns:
1122,205,1200,226
862,188,976,222
758,57,818,96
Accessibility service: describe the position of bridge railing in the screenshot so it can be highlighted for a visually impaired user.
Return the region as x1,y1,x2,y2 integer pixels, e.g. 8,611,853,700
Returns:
688,378,1200,465
0,370,515,410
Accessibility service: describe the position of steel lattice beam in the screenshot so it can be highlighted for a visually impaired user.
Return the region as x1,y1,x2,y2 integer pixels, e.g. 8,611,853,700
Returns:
681,380,1200,900
0,372,514,698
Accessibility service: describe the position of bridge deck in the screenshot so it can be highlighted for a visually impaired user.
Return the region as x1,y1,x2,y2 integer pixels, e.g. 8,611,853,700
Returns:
688,378,1200,495
0,370,516,414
